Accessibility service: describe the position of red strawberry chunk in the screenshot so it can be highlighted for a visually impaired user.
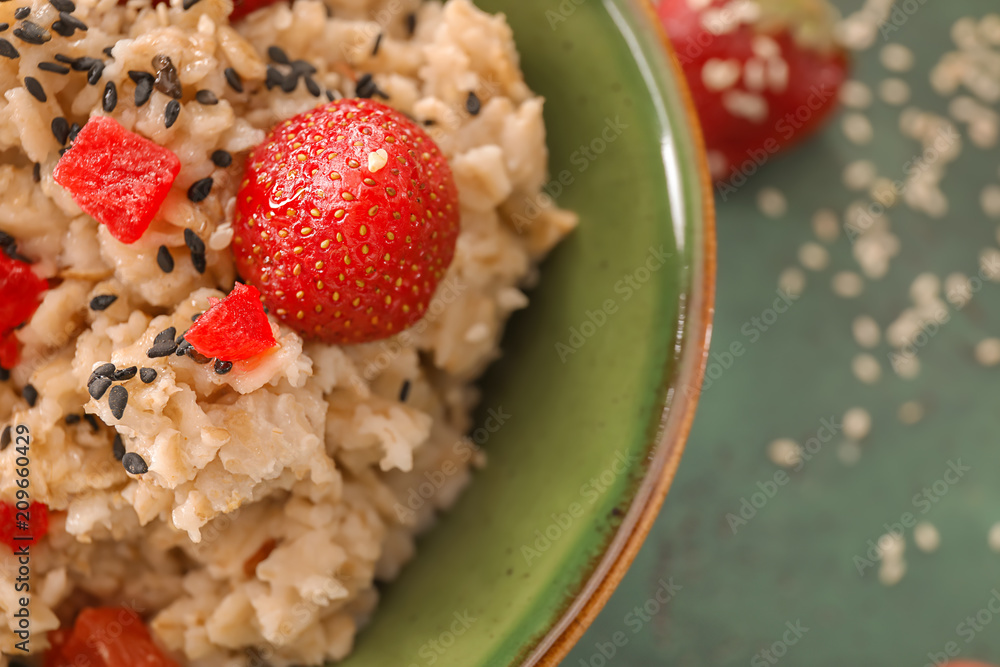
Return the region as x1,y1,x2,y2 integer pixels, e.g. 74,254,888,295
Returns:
0,250,47,337
0,501,50,551
53,116,181,244
231,0,286,20
185,283,277,361
46,607,179,667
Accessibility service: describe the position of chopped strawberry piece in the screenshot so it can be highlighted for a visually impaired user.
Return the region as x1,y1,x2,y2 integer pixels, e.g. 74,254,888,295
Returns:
0,251,47,333
0,331,18,369
53,116,181,244
184,283,277,361
231,0,286,20
46,607,179,667
0,501,50,551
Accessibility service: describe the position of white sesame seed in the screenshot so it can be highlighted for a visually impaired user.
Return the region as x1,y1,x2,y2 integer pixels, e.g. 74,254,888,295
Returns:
975,338,1000,367
842,113,874,145
910,272,941,304
832,271,865,298
464,322,490,343
979,14,1000,44
843,159,877,189
898,401,924,425
981,247,1000,282
757,187,787,218
722,90,769,123
989,522,1000,553
766,58,789,93
880,43,914,72
843,407,872,440
751,35,780,59
870,178,898,207
914,522,940,553
878,558,907,586
952,16,981,50
798,242,829,271
812,209,840,243
778,266,806,297
742,58,766,91
852,315,881,348
879,532,906,560
852,353,881,384
836,16,877,52
839,80,873,109
368,148,388,173
836,441,862,466
890,352,921,379
701,58,742,91
767,438,802,468
981,185,1000,218
879,77,911,105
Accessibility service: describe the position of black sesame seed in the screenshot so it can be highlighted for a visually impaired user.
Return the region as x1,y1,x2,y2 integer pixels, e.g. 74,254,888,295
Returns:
83,413,98,431
152,54,181,99
59,12,86,31
187,178,212,204
0,366,8,382
102,45,113,58
195,89,217,105
174,337,190,356
32,162,39,182
38,61,69,74
139,367,156,383
186,348,211,364
305,76,320,97
24,76,46,102
102,80,116,112
324,89,335,102
280,71,298,93
50,20,73,37
108,385,127,419
111,366,136,381
14,21,50,44
0,23,8,32
224,67,243,93
264,66,284,90
191,312,202,321
211,149,232,168
156,245,174,273
88,375,112,399
146,341,176,358
0,38,17,58
64,413,81,424
191,253,206,274
399,379,411,402
405,12,416,36
466,91,481,116
154,327,176,345
14,7,29,20
70,56,97,71
422,118,435,126
86,61,103,85
355,73,376,99
134,78,153,107
214,359,232,375
181,0,201,8
50,0,75,12
121,451,146,474
164,99,180,128
89,294,117,311
372,32,382,56
183,228,206,253
22,383,37,406
54,53,76,64
291,60,315,76
112,433,125,460
67,122,80,142
0,426,9,450
90,362,116,379
127,69,150,82
267,45,288,64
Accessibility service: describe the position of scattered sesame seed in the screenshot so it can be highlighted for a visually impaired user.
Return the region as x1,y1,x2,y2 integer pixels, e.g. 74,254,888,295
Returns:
69,56,97,71
305,76,321,97
156,245,174,273
214,359,232,374
989,523,1000,553
49,0,75,12
89,294,117,311
112,433,125,461
291,60,316,76
878,556,906,587
14,21,50,44
843,407,872,440
191,252,206,274
154,327,176,345
224,67,243,93
832,271,864,298
975,338,1000,366
102,80,117,112
811,209,840,243
211,149,232,167
67,122,80,143
187,178,212,203
0,426,9,450
842,159,877,190
50,20,72,37
60,11,86,31
852,353,882,384
0,38,18,59
267,45,289,64
13,7,29,20
355,73,386,99
130,71,153,107
22,383,36,407
38,61,69,74
83,414,98,431
186,347,212,364
102,45,113,58
86,61,103,85
64,413,80,424
90,362,116,379
880,43,914,72
280,71,298,93
190,312,202,321
981,184,1000,218
0,23,8,32
32,162,39,182
195,89,218,105
756,187,787,218
898,401,924,425
852,315,880,349
108,384,127,419
152,53,181,98
0,367,8,382
121,451,147,474
182,0,202,8
842,112,873,145
767,438,801,468
164,99,180,128
405,12,416,36
325,89,336,102
879,77,910,105
914,522,940,553
24,76,45,102
797,242,829,271
88,375,112,399
111,366,137,381
399,379,411,402
265,66,284,90
139,367,157,383
182,229,205,255
466,91,481,116
778,266,806,297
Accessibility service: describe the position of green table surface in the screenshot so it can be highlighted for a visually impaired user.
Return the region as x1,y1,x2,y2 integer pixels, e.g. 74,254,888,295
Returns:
570,1,1000,665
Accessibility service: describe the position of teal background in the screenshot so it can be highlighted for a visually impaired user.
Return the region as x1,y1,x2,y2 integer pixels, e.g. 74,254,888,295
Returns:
572,1,1000,666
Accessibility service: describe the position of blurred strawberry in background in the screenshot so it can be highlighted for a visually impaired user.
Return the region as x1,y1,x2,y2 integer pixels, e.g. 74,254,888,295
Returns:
657,0,849,184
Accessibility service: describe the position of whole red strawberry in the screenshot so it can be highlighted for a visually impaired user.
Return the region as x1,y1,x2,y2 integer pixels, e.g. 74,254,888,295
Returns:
658,0,848,183
232,99,460,344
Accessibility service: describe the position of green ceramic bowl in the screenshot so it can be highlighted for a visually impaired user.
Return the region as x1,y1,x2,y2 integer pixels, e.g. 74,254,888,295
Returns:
338,1,715,665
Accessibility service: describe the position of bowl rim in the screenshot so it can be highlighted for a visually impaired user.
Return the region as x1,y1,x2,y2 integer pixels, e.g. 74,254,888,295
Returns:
523,0,717,663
